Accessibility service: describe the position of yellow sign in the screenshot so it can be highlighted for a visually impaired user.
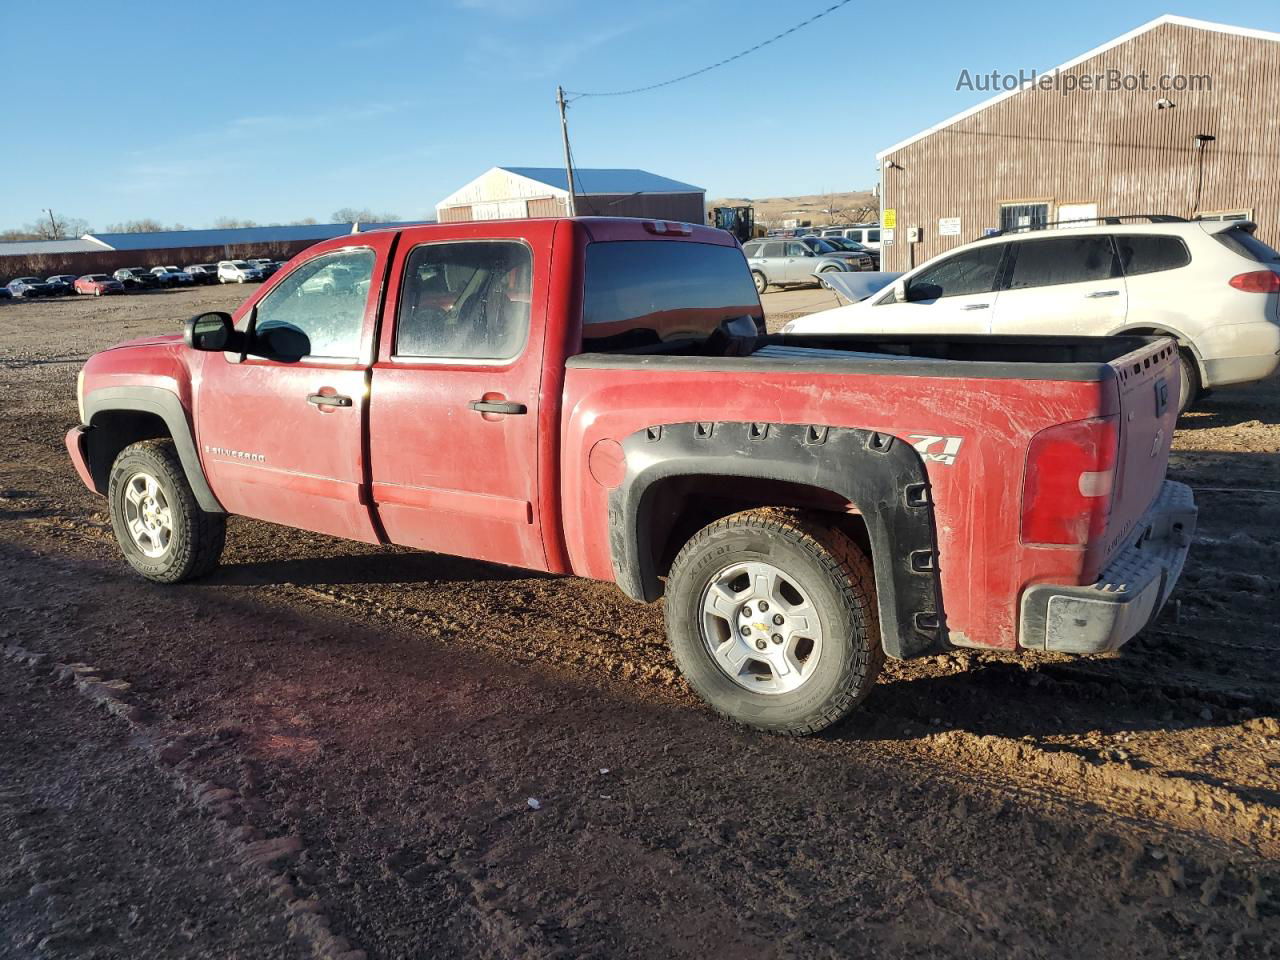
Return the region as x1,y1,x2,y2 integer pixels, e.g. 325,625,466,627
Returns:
883,208,897,229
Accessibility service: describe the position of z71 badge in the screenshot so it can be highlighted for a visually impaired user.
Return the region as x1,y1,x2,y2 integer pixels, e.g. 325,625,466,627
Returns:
908,434,963,466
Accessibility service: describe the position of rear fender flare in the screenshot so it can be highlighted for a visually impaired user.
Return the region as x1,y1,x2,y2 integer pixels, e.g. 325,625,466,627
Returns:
608,421,947,659
82,386,223,513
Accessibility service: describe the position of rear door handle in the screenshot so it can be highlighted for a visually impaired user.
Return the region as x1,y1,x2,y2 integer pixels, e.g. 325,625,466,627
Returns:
962,303,990,310
469,400,527,415
308,393,352,407
1087,290,1121,298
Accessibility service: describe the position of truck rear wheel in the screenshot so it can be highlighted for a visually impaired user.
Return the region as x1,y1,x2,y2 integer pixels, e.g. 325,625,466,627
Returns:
664,509,882,736
107,439,226,584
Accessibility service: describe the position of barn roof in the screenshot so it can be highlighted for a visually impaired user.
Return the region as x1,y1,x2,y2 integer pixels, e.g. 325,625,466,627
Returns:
86,221,428,251
500,167,704,196
0,238,106,257
877,14,1280,159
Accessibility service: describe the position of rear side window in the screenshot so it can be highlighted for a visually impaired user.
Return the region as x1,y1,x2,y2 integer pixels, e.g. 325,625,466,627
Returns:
1115,235,1190,275
1007,236,1118,289
762,242,784,257
582,241,762,350
743,241,763,257
905,244,1005,300
396,241,531,360
1214,226,1280,263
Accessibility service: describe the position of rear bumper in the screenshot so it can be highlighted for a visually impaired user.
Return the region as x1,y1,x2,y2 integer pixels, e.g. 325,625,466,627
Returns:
1018,481,1197,654
65,425,98,494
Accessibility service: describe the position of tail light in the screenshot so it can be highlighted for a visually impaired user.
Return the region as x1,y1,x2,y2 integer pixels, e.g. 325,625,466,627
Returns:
1021,417,1119,545
1228,270,1280,293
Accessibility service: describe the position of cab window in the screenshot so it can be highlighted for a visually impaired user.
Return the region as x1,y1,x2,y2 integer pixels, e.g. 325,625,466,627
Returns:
252,248,374,360
395,241,531,361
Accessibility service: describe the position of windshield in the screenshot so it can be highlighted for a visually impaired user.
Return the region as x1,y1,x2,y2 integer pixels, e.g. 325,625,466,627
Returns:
231,260,250,267
805,238,838,254
582,240,762,350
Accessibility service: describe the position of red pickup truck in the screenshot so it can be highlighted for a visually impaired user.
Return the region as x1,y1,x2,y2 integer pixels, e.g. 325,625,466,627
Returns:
67,217,1196,735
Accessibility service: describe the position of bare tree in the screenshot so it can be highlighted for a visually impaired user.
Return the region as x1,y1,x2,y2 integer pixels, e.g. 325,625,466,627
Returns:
211,217,259,229
10,213,94,240
104,218,170,234
331,207,399,224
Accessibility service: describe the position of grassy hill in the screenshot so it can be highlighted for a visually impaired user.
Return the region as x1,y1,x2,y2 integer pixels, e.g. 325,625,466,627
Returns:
710,189,879,229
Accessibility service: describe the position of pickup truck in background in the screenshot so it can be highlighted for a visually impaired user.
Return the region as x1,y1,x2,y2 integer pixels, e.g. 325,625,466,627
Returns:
66,217,1197,735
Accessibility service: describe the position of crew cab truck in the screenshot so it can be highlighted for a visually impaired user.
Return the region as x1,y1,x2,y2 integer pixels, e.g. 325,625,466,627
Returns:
67,217,1197,735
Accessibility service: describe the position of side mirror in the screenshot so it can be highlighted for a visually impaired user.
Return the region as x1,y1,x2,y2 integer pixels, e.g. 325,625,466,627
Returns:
184,311,237,352
892,278,908,302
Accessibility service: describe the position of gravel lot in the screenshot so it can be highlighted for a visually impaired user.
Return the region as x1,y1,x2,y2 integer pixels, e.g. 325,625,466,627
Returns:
1,286,1278,958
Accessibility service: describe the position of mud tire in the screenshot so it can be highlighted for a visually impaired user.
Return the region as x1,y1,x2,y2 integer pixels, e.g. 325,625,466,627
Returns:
108,439,225,584
665,508,882,736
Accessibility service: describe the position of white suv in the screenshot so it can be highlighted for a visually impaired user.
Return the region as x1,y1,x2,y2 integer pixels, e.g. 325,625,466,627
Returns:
217,260,262,284
783,218,1280,411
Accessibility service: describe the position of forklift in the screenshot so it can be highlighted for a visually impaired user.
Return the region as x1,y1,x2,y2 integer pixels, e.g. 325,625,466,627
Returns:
710,206,760,244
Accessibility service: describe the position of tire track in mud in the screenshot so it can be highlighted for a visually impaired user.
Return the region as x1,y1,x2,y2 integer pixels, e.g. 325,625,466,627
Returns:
0,643,369,960
9,501,1280,861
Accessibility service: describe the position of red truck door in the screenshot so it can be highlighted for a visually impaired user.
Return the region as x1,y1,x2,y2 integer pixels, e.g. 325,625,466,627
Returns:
368,228,551,570
195,236,395,543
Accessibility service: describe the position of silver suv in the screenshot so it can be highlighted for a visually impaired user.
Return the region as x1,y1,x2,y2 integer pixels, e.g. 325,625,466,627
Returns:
743,238,862,294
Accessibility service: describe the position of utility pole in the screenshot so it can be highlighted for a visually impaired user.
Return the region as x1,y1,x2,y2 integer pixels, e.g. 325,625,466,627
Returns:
556,85,577,217
44,208,57,238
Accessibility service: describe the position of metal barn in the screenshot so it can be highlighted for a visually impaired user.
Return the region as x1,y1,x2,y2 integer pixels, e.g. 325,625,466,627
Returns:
876,15,1280,270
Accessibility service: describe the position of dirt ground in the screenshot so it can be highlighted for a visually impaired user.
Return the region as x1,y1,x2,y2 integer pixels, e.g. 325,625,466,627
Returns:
1,286,1278,958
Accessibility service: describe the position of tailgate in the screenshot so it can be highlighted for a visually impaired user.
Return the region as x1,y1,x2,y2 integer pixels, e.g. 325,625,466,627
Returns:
1099,338,1181,568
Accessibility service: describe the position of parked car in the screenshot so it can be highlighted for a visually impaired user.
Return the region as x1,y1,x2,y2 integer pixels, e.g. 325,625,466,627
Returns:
67,216,1196,736
45,275,78,296
185,264,220,285
742,238,861,293
114,268,160,291
7,277,53,298
782,218,1280,412
821,236,881,269
249,258,280,278
0,286,11,302
151,266,194,287
798,236,873,271
217,260,262,283
75,274,126,296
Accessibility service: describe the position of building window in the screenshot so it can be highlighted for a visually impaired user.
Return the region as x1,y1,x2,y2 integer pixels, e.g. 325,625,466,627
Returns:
1000,202,1049,232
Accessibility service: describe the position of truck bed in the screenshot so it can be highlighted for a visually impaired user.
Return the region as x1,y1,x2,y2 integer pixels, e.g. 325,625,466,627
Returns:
563,332,1181,653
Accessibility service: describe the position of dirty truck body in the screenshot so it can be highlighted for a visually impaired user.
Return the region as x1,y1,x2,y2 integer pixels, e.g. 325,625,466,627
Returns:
67,217,1196,734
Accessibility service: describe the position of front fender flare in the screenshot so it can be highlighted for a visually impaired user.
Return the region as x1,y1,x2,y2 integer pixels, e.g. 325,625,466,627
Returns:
82,385,223,513
608,421,947,659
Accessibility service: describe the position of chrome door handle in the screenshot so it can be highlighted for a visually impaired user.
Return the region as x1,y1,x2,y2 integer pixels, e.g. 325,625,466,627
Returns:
469,399,527,415
1087,290,1120,298
308,393,352,407
962,303,990,310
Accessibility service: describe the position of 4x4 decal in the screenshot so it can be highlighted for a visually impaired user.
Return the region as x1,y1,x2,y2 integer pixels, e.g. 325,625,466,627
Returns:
908,434,963,466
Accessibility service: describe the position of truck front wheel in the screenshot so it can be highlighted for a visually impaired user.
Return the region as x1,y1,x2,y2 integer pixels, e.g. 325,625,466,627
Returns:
665,509,882,735
107,439,226,584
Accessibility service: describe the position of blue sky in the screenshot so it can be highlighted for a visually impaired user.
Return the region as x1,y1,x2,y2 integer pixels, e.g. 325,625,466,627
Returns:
3,0,1278,231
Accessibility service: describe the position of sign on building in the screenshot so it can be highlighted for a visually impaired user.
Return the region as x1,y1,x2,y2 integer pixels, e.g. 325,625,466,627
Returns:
882,208,897,229
938,216,961,236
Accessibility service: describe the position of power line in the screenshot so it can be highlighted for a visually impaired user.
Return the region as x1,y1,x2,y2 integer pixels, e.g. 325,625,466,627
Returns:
565,0,855,99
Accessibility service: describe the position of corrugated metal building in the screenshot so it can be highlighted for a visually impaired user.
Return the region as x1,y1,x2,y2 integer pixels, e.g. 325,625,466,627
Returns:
876,15,1280,271
436,167,706,224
